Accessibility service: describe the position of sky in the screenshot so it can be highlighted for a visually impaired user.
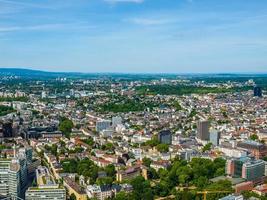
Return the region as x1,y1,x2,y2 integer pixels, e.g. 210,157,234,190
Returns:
0,0,267,73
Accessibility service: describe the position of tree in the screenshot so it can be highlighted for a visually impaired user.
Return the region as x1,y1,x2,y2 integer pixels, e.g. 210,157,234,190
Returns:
59,118,74,138
202,143,212,152
145,136,160,147
69,193,77,200
131,176,154,200
113,192,133,200
250,134,259,141
142,157,152,168
104,164,116,179
96,177,113,186
156,144,169,153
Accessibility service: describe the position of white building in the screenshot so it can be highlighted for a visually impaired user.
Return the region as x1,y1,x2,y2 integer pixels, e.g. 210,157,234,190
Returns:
26,166,66,200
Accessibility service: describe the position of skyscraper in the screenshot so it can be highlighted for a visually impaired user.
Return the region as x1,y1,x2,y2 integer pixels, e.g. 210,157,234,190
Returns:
0,159,22,198
254,86,262,97
158,130,172,145
96,120,111,132
209,130,221,146
197,120,210,141
0,147,31,199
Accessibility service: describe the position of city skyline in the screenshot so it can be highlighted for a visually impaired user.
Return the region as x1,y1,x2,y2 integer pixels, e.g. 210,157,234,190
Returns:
1,0,267,73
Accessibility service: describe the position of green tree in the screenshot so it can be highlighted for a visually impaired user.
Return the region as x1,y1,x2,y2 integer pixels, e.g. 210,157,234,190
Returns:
131,176,154,200
142,157,152,168
104,164,116,179
69,193,77,200
96,177,113,186
202,143,212,152
156,144,169,153
250,134,259,141
59,118,74,138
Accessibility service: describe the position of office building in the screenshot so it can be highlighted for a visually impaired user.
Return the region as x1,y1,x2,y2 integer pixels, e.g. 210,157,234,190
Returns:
112,116,122,127
158,130,172,145
41,91,47,99
209,130,221,146
242,159,265,181
0,121,13,138
237,140,267,159
96,120,111,132
254,86,262,97
197,120,210,141
26,166,66,200
226,159,244,178
0,159,22,198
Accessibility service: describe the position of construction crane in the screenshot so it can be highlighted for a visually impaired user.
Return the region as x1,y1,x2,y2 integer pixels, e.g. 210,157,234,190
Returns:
197,190,232,200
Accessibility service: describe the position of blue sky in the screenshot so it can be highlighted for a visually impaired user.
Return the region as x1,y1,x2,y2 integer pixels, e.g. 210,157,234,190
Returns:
0,0,267,73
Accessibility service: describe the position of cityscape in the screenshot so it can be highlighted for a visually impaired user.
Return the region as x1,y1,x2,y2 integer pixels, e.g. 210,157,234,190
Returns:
1,0,267,200
0,70,267,200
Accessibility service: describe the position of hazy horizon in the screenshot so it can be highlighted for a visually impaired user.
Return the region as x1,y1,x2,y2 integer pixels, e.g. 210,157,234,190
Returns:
1,0,267,73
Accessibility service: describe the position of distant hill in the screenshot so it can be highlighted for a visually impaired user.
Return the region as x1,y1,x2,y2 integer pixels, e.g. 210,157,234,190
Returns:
0,67,267,80
0,68,69,78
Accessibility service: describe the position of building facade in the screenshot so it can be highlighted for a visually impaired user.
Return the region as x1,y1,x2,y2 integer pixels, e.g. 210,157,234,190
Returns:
158,130,172,145
197,120,210,141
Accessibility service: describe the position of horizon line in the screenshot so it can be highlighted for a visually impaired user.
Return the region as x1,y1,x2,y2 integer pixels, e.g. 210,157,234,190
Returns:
0,67,267,75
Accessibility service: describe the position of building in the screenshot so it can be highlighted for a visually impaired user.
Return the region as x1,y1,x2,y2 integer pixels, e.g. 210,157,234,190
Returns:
0,159,22,198
150,160,170,171
0,146,31,199
254,86,262,97
63,177,87,200
219,195,244,200
235,181,253,194
237,140,267,159
0,121,13,138
242,159,265,181
112,116,122,127
96,120,111,132
197,120,210,141
226,157,250,178
41,91,47,99
116,165,147,182
25,166,66,200
158,130,172,145
86,184,121,200
209,129,221,146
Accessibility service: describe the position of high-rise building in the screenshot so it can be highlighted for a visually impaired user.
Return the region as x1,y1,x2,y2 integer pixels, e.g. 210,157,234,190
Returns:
226,159,243,178
26,166,66,200
158,130,172,145
0,147,32,199
197,120,210,141
112,116,122,127
254,86,262,97
0,159,22,198
209,130,221,146
41,91,47,99
8,160,21,198
242,159,265,181
96,120,111,132
0,122,13,138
